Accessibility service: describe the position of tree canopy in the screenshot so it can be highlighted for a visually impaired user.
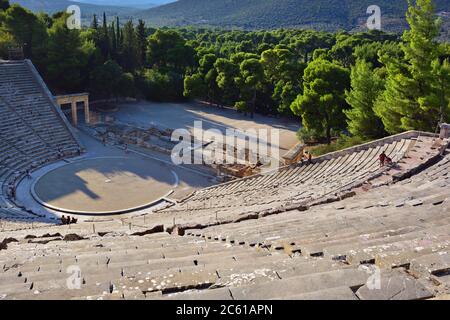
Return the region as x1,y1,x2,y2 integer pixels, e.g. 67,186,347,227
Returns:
0,0,448,146
374,0,449,133
291,58,350,143
344,60,385,139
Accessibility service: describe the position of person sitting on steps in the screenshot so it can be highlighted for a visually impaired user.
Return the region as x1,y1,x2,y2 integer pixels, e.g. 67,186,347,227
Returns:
379,151,393,167
303,151,313,164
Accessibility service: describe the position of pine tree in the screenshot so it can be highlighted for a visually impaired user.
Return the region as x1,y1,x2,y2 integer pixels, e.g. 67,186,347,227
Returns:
374,0,442,133
116,17,121,50
46,15,86,91
99,12,109,58
433,58,450,123
344,60,385,139
110,21,117,58
291,58,350,144
121,20,139,72
102,12,107,33
136,19,147,67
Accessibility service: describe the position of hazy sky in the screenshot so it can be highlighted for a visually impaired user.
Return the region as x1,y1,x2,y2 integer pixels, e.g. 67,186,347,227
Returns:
75,0,175,6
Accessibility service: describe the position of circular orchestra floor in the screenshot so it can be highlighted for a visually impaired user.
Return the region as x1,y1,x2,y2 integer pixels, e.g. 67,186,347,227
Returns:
32,157,177,215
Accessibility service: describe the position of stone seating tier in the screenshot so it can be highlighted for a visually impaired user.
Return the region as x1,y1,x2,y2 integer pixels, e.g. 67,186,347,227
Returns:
0,60,81,222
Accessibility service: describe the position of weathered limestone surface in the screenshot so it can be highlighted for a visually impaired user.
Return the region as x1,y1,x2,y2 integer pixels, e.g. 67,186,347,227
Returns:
1,79,450,301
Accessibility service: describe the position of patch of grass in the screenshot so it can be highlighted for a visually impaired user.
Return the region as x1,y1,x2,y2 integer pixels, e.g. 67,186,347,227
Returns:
309,135,369,157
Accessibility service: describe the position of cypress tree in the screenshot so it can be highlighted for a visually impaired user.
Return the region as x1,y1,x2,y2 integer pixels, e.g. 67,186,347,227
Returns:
110,21,117,58
100,12,110,58
136,19,147,67
91,14,98,30
116,16,122,50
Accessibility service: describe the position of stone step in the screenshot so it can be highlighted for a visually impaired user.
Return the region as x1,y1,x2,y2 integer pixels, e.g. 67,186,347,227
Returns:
80,252,266,285
323,225,450,263
215,256,351,288
0,272,28,287
235,220,405,250
0,281,34,296
410,251,450,279
355,269,434,300
300,226,422,257
229,268,369,300
5,281,113,300
163,287,233,300
118,268,219,294
375,241,450,269
271,286,358,300
346,231,450,266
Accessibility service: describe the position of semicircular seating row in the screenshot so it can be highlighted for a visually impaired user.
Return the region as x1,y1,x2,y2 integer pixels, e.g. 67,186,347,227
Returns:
158,136,434,226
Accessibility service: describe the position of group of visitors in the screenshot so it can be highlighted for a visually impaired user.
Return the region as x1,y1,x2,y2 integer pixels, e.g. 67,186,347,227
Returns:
60,215,78,225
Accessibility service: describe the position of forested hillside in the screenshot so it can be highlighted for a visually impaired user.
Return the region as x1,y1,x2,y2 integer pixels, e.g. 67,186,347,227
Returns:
76,0,171,9
138,0,450,32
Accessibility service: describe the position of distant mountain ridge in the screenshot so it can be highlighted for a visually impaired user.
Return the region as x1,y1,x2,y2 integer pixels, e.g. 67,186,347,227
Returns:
10,0,138,20
74,0,174,9
8,0,450,39
137,0,450,32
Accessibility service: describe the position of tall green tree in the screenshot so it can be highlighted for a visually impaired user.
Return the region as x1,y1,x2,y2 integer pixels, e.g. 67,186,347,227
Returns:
115,16,121,51
109,20,117,58
90,59,123,98
184,73,206,99
136,19,147,67
147,29,194,73
91,14,98,30
184,53,219,103
121,20,139,71
45,15,87,91
291,31,332,64
214,58,239,105
98,12,109,58
236,58,265,118
261,48,305,114
375,0,443,133
433,58,450,123
291,58,350,143
345,60,385,139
